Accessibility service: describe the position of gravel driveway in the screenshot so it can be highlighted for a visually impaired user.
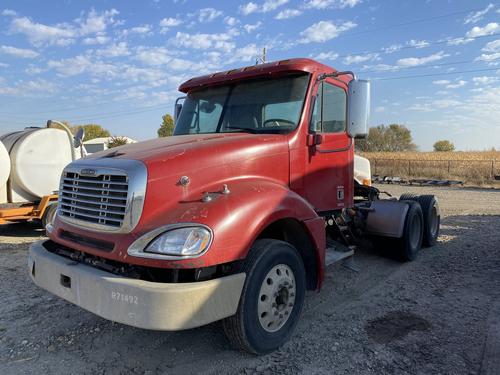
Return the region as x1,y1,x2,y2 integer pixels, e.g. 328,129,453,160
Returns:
1,185,499,375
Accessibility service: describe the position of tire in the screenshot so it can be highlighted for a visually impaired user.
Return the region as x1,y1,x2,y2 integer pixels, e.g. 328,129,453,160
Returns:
222,239,306,354
399,194,440,247
399,193,417,201
397,201,424,261
42,202,57,231
415,195,440,247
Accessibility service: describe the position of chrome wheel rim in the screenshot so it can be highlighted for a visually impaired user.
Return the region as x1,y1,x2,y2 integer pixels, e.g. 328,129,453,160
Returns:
257,264,296,333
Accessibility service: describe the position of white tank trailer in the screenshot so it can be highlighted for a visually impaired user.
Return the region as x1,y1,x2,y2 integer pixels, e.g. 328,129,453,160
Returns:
0,126,76,204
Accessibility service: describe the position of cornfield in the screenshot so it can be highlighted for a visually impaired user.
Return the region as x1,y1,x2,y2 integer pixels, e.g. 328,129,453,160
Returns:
359,151,500,185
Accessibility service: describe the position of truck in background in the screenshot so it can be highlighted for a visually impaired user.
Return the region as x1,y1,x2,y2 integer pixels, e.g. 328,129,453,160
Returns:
83,136,137,155
28,58,440,354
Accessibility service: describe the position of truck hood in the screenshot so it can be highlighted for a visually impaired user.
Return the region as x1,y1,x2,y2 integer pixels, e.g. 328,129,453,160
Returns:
87,133,285,168
84,133,290,231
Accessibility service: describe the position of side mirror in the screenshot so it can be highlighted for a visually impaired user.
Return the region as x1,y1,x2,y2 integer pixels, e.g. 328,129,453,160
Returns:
347,79,370,138
74,128,85,148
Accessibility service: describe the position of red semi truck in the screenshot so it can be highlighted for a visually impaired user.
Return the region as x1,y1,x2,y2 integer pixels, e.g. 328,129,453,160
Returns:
29,58,440,354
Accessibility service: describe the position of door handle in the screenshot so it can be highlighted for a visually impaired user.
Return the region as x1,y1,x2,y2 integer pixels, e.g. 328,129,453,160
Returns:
307,134,323,146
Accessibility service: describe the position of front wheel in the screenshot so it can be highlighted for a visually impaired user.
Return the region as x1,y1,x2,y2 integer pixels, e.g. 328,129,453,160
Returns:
223,239,306,354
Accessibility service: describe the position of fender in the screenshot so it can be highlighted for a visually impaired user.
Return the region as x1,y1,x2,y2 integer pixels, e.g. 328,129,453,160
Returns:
133,178,325,271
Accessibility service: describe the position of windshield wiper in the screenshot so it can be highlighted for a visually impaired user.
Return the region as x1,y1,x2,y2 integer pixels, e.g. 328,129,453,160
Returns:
223,126,259,134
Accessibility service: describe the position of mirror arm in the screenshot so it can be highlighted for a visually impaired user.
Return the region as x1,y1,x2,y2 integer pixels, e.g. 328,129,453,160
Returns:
47,119,78,161
317,71,356,82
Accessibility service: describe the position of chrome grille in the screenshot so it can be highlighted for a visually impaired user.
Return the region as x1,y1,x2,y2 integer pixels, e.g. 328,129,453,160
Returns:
59,171,129,228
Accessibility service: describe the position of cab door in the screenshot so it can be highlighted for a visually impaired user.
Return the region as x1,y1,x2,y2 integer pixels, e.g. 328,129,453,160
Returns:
303,79,353,212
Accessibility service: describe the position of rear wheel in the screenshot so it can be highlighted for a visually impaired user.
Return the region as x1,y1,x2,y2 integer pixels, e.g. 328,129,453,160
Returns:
399,194,440,247
415,195,440,247
397,201,424,261
223,239,306,354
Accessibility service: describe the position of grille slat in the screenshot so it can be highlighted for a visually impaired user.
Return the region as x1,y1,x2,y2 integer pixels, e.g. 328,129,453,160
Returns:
60,196,127,209
60,208,123,224
60,203,125,215
61,183,128,194
59,171,129,228
63,176,128,186
61,190,127,202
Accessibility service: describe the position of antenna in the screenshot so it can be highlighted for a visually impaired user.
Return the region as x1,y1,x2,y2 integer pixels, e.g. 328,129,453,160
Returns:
255,47,267,65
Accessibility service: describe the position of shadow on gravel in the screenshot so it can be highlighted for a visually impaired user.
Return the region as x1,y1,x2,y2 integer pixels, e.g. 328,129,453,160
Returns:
365,310,432,344
2,215,500,375
0,221,44,238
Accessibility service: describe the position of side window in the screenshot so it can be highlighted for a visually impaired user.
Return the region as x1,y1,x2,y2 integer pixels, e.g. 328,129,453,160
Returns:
310,82,346,133
322,82,346,133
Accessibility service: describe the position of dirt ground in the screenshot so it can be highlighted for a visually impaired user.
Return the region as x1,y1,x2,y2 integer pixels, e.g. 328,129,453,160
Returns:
1,185,499,375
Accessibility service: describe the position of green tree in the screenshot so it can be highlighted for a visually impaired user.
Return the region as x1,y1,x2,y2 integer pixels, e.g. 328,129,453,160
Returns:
356,124,417,152
107,136,129,148
48,120,72,132
158,114,174,137
72,124,111,142
433,140,455,152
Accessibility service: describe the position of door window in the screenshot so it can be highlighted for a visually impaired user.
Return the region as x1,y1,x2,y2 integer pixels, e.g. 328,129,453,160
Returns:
310,82,346,133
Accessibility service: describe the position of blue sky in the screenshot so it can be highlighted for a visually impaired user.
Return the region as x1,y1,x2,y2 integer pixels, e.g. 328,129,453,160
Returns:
0,0,498,150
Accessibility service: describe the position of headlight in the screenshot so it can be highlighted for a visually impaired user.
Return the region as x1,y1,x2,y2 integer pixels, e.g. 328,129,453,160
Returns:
144,227,211,256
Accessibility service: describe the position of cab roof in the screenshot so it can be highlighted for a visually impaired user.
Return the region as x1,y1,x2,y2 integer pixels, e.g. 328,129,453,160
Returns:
178,58,342,93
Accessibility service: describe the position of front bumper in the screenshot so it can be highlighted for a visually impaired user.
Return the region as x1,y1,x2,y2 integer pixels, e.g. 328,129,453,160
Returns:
28,241,246,331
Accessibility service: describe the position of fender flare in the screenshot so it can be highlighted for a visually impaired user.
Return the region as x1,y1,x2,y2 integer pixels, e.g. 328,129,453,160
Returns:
139,178,326,278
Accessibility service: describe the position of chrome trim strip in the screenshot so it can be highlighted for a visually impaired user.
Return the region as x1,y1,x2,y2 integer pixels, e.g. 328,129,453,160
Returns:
127,223,213,260
57,158,147,234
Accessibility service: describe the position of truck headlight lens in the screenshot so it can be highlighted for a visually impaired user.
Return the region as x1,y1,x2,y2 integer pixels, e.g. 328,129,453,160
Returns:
144,227,211,256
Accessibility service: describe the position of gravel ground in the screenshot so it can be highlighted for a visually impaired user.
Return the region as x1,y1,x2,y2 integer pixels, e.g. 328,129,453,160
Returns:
1,185,499,375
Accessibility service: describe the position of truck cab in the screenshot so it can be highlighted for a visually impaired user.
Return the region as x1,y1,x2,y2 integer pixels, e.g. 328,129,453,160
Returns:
29,58,439,354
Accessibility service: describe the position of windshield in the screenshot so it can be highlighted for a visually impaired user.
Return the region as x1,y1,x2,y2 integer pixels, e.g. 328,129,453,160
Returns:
174,73,310,135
